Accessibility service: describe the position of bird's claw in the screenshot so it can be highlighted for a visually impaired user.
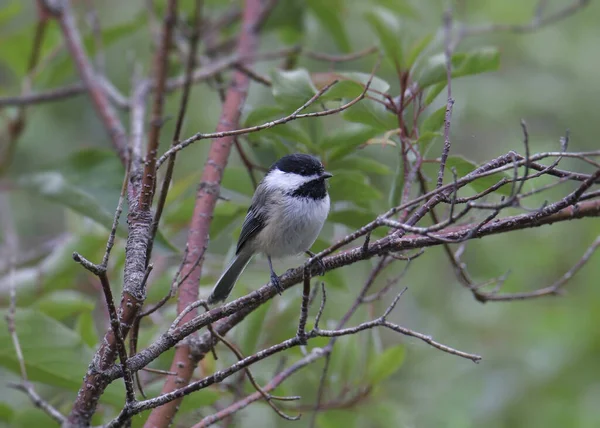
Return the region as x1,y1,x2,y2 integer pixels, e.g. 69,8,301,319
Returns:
314,258,326,277
271,273,283,295
306,251,326,276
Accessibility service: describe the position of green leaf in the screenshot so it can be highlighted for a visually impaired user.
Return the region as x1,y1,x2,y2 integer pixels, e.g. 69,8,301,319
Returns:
244,105,285,128
328,172,382,208
318,410,357,428
329,209,375,231
341,98,397,133
367,345,406,384
420,105,447,134
76,312,99,348
313,72,390,101
18,167,182,254
0,309,124,404
0,21,62,77
444,155,512,196
424,82,447,105
210,202,247,239
23,151,181,252
307,0,350,52
373,0,419,17
262,0,306,44
18,171,125,235
222,166,257,197
328,157,391,175
271,68,318,110
11,407,56,428
0,401,13,423
416,131,442,148
406,33,434,67
165,171,200,205
243,105,314,148
365,8,403,67
45,13,147,84
0,1,20,27
417,47,500,89
34,290,95,320
322,268,347,290
240,300,273,354
45,149,126,221
321,124,380,162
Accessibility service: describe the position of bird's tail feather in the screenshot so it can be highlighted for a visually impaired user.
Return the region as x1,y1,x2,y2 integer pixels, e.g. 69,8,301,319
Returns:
207,251,253,304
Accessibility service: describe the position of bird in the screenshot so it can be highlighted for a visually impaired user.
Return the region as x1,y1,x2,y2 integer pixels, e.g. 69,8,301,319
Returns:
207,153,332,304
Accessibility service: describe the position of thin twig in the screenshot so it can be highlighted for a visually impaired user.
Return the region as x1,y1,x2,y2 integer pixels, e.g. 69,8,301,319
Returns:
2,197,66,424
147,0,203,263
156,56,382,168
9,383,66,424
139,0,178,211
43,0,129,165
436,8,455,188
296,265,311,343
474,234,600,301
210,329,300,421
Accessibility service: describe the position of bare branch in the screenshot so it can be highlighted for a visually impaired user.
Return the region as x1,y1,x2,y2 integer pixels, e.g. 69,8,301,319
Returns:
2,196,66,424
436,8,455,188
147,0,203,262
474,234,600,301
41,0,129,165
139,0,178,212
144,0,267,425
156,55,382,168
10,383,66,425
457,0,591,43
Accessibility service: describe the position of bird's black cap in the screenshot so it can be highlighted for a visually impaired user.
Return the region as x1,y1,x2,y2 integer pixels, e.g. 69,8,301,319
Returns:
270,153,325,177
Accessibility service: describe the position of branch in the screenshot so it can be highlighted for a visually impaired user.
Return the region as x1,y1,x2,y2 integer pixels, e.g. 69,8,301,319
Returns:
10,383,66,425
66,57,151,428
143,0,265,425
0,12,47,175
42,0,129,165
457,0,591,42
155,55,381,168
192,347,327,427
436,8,455,188
101,191,599,387
2,195,66,424
139,0,177,211
146,0,203,263
107,288,477,423
313,289,481,362
473,234,600,301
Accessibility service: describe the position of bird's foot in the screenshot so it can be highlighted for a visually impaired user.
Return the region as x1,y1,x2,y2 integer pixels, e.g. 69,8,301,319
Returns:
271,272,283,295
306,251,326,276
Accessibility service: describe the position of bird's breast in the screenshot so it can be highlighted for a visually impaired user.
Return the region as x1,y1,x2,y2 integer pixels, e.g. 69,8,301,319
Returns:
256,195,330,257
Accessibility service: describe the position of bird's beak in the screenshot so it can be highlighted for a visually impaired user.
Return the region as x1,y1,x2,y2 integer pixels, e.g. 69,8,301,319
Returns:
322,172,333,179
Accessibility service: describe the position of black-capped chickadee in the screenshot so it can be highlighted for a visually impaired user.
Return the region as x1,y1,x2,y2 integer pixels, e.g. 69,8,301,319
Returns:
207,153,332,304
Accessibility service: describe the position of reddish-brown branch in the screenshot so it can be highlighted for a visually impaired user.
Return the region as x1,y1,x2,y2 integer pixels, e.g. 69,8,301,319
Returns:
143,0,264,426
147,0,203,263
139,0,178,211
42,0,129,165
0,10,48,175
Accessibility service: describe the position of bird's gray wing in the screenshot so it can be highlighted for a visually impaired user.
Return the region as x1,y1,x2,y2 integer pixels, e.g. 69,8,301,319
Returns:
236,184,269,254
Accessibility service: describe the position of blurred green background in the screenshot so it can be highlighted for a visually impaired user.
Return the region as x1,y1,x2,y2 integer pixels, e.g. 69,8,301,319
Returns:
1,0,599,427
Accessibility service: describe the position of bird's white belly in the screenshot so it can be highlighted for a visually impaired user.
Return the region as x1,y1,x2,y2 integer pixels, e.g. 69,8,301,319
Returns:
255,195,330,257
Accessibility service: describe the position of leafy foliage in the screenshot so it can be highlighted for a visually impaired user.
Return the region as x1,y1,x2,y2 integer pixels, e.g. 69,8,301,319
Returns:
0,1,596,428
